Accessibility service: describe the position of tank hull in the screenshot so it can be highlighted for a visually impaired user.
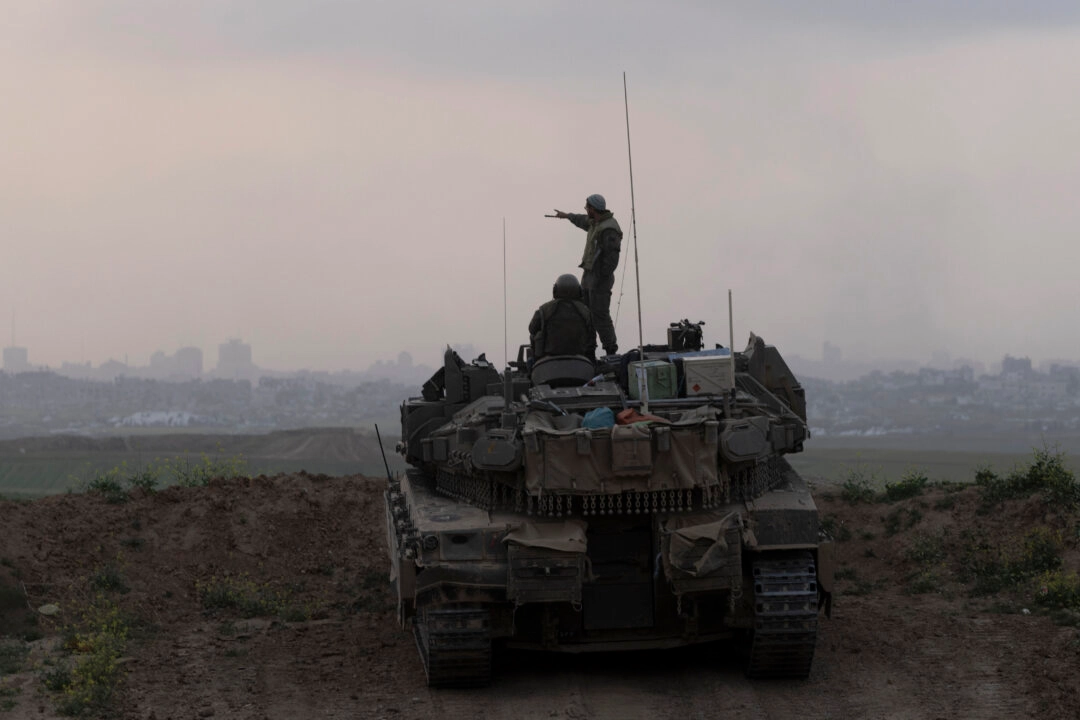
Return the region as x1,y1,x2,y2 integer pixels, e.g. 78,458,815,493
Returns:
385,338,832,686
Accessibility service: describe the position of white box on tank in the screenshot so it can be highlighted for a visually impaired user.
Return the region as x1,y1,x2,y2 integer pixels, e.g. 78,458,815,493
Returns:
682,356,734,395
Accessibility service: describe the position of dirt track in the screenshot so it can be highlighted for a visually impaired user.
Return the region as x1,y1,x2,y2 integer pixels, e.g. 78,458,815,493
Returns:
1,474,1077,719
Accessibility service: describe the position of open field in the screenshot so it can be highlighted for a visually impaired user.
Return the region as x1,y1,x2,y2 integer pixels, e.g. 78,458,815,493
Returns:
0,429,405,498
788,445,1080,486
5,427,1080,499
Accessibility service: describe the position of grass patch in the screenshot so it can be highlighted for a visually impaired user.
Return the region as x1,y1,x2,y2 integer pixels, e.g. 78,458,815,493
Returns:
45,595,129,717
196,574,305,621
905,566,948,595
844,578,884,597
840,468,877,504
0,644,28,675
883,507,923,536
90,565,129,595
819,514,852,542
84,471,128,505
884,470,929,502
905,531,947,566
0,683,20,711
976,446,1080,508
961,526,1064,596
1036,570,1080,612
834,567,858,581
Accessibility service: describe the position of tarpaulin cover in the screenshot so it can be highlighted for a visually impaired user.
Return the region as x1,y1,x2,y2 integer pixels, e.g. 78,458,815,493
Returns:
503,518,588,553
664,511,740,577
522,406,720,493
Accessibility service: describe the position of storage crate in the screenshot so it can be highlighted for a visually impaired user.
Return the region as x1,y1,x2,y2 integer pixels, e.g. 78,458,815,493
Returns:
683,355,734,395
628,360,677,400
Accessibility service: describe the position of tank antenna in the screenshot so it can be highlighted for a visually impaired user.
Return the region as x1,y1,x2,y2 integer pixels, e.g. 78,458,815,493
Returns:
502,217,514,413
374,423,393,481
624,72,648,412
624,72,644,360
728,290,737,396
502,217,508,369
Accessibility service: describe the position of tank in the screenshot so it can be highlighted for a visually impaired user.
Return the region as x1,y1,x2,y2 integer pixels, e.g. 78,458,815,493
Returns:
385,322,834,687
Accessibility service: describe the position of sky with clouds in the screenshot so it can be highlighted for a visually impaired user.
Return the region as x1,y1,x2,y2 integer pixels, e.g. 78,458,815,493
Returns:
3,1,1079,372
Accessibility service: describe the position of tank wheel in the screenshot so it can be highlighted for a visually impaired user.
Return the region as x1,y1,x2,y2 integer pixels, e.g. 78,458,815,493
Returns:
413,605,492,687
746,552,818,679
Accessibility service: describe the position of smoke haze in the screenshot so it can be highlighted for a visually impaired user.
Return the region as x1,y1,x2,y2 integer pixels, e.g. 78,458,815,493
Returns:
3,2,1079,371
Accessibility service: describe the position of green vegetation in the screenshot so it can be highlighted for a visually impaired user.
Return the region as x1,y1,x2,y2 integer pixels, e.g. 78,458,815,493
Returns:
196,573,309,621
1036,571,1080,612
43,596,129,717
975,446,1080,508
0,644,28,675
90,565,129,595
819,514,852,542
884,470,929,502
0,430,398,499
840,468,877,504
883,507,923,536
960,526,1064,596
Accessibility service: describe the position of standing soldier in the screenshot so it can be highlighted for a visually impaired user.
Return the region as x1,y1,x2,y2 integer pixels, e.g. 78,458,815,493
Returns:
549,194,622,356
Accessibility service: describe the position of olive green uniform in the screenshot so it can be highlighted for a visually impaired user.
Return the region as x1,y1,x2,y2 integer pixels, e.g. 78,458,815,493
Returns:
566,211,622,354
528,298,596,361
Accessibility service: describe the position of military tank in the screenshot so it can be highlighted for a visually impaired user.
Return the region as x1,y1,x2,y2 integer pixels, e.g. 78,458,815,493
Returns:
385,321,834,687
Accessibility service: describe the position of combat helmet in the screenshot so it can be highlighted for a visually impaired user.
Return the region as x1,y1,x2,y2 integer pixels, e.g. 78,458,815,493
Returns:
552,273,582,300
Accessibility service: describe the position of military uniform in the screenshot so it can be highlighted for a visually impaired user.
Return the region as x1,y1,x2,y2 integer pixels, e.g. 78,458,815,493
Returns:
529,298,597,361
565,210,622,354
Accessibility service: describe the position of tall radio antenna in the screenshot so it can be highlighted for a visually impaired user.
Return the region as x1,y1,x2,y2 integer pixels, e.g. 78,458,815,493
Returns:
624,72,644,358
502,217,508,369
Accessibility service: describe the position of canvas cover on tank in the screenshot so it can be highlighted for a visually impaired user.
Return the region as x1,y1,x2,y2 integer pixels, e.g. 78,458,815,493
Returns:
521,406,721,493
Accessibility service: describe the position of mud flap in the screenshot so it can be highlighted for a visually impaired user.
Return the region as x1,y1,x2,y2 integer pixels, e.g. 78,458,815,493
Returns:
816,540,835,618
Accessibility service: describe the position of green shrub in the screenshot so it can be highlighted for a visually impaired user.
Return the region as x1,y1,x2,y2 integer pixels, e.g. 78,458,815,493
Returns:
905,532,946,566
883,507,923,536
125,467,159,494
90,565,129,595
905,566,947,595
840,469,877,504
164,453,249,488
0,644,28,674
962,526,1064,596
46,596,128,717
85,471,128,505
976,447,1080,507
196,575,285,618
1036,571,1080,611
884,470,929,502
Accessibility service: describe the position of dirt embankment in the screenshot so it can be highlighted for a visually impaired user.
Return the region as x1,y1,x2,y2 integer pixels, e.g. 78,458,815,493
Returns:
0,474,1077,719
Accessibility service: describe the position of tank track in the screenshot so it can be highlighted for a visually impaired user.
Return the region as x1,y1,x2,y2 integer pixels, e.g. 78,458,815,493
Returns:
413,606,492,688
747,552,818,678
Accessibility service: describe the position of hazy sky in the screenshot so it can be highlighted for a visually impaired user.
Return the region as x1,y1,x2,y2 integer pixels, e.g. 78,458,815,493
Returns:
4,2,1080,371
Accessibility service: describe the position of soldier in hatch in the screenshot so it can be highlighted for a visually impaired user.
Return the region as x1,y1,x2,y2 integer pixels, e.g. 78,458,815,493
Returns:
549,193,622,356
529,274,597,362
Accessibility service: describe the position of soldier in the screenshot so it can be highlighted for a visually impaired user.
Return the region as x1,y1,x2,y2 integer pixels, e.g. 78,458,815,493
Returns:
529,274,597,361
549,194,622,355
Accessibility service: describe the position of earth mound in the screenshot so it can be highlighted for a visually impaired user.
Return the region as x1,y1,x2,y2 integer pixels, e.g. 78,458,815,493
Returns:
0,472,1077,719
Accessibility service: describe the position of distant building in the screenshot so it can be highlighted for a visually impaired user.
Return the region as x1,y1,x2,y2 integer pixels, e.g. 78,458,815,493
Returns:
217,338,255,379
175,347,203,377
1002,355,1032,376
822,341,842,364
2,346,29,373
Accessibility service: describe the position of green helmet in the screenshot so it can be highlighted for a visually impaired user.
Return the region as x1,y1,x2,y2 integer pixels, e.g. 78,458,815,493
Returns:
552,274,582,300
